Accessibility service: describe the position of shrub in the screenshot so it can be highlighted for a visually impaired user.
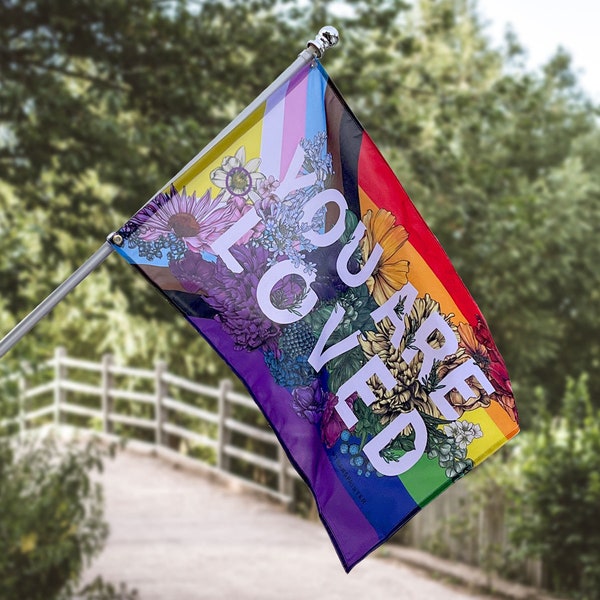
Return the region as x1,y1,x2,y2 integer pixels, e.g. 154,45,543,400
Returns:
510,374,600,598
0,432,137,600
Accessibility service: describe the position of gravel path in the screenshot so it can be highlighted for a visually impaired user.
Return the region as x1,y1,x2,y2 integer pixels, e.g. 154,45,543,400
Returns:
83,449,492,600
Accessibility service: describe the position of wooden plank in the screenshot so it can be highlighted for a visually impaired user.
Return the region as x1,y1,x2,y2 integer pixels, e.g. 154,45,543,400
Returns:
161,372,220,399
226,390,257,410
162,397,219,424
109,413,155,429
23,381,55,399
109,388,155,405
60,380,102,397
224,418,277,445
24,405,55,421
223,445,280,473
60,402,101,419
58,356,103,372
109,364,155,379
162,423,218,449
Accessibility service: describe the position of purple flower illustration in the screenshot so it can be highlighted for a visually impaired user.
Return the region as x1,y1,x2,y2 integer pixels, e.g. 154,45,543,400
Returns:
204,245,281,352
169,252,216,293
321,392,358,448
139,186,234,254
292,379,326,424
119,190,172,237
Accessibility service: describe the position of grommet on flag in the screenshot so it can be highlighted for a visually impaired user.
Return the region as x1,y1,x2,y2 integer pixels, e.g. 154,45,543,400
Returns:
109,233,124,247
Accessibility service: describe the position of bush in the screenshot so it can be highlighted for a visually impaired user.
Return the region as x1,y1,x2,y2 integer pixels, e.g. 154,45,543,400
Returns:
509,374,600,598
0,432,138,600
407,374,600,599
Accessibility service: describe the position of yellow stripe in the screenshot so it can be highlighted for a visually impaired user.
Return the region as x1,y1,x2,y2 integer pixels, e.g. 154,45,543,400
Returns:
172,104,266,197
358,187,467,323
463,409,508,466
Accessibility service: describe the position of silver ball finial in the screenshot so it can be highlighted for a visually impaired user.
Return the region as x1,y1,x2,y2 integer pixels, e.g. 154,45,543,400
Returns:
306,26,340,59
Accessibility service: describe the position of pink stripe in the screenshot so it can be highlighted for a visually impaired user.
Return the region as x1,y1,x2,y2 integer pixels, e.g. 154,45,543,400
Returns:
279,68,309,180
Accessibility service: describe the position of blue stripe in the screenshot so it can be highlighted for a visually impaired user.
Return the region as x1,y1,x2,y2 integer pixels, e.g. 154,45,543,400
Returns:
114,243,170,267
326,437,420,540
305,63,328,141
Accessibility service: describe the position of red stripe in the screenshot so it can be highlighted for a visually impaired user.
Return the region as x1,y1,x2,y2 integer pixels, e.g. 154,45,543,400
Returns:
358,132,480,325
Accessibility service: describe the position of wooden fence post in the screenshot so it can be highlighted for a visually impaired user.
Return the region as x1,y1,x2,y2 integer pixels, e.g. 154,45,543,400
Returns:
154,360,167,446
53,346,67,426
278,446,292,501
101,353,114,434
217,379,232,472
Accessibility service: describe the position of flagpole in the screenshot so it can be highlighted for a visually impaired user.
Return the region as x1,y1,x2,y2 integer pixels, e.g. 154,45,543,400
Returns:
160,26,340,192
0,26,339,360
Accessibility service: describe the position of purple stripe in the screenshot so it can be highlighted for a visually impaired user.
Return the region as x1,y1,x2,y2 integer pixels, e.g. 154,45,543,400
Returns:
189,316,380,569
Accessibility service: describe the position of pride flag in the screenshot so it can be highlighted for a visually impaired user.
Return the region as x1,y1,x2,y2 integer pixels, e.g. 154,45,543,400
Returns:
110,61,519,570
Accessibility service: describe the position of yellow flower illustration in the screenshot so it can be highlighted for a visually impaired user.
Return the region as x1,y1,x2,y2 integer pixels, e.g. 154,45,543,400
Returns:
359,295,465,426
360,209,410,305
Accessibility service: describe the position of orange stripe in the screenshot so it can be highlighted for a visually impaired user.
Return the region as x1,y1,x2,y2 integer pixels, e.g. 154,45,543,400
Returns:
486,401,520,440
358,187,467,324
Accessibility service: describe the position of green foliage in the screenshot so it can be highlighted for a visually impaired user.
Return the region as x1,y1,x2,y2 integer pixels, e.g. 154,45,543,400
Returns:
437,375,600,599
0,432,137,600
0,0,297,382
77,577,140,600
508,375,600,598
315,0,600,421
0,0,599,416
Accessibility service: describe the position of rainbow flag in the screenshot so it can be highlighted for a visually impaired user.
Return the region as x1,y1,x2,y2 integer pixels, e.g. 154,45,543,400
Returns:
111,61,519,570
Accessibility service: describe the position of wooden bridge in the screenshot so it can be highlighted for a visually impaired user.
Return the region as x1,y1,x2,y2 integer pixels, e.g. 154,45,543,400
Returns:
4,348,549,598
81,443,493,600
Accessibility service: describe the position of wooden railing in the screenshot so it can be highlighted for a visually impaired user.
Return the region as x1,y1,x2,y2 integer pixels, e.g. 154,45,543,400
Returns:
2,347,300,503
2,348,545,588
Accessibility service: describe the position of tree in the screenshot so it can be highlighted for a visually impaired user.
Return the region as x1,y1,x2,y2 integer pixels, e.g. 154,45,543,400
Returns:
1,0,599,419
0,0,297,378
0,424,138,599
499,375,600,599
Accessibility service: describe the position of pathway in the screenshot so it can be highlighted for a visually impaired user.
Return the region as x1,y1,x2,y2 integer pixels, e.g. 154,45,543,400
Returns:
83,448,494,600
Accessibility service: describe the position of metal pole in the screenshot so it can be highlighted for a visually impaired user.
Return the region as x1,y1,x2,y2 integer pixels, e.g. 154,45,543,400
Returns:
128,26,340,209
0,243,114,358
0,26,340,360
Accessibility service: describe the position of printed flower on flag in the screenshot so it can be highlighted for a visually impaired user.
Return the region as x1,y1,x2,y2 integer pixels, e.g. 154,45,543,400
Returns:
255,176,280,210
359,295,464,425
210,146,265,203
201,245,281,352
139,186,234,254
360,209,410,305
292,379,326,424
169,251,214,294
458,320,518,422
443,420,483,450
118,190,171,236
264,321,317,388
321,393,358,448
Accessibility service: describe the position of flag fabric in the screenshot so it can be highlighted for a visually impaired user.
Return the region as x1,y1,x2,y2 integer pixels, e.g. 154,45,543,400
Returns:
110,61,519,571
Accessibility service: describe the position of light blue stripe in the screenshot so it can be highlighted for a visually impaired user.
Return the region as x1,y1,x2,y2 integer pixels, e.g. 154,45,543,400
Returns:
115,244,170,267
305,64,328,141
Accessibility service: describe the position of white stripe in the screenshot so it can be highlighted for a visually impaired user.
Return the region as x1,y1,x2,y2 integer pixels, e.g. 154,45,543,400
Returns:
259,81,288,180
